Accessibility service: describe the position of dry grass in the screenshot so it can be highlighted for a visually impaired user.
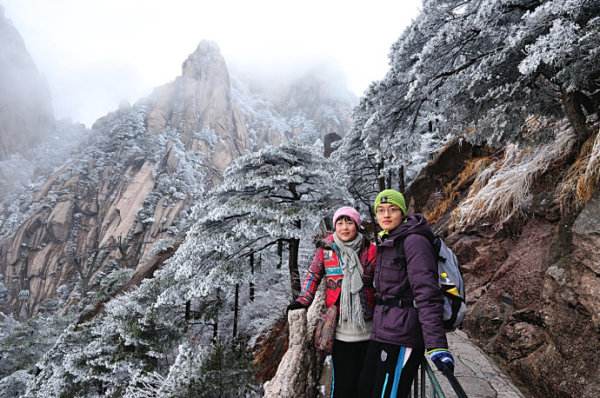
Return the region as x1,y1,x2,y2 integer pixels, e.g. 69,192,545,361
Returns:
452,126,575,231
581,129,600,198
425,157,493,224
557,128,600,214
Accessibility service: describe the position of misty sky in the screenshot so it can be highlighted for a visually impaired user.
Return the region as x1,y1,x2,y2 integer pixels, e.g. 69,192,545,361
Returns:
2,0,421,126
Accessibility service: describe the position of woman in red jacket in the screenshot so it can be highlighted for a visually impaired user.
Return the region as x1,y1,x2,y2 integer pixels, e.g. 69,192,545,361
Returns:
288,206,376,398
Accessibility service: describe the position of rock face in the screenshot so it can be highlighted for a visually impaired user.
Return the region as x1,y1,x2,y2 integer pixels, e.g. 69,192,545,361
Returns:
571,192,600,327
263,287,324,398
0,133,193,318
0,42,239,318
0,6,53,159
409,128,600,398
145,41,247,170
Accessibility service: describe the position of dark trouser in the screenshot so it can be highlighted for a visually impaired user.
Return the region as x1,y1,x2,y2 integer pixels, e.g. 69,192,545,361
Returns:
331,339,370,398
357,341,424,398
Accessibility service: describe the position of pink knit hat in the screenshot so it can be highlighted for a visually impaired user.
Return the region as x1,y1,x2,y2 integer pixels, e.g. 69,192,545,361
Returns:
332,206,361,227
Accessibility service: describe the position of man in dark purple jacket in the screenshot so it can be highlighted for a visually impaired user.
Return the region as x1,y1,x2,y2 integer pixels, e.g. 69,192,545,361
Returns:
358,189,454,398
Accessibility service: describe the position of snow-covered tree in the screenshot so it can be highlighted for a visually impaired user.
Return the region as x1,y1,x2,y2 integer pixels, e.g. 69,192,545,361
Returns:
341,0,600,203
165,143,351,303
401,0,600,145
23,271,188,398
23,143,349,397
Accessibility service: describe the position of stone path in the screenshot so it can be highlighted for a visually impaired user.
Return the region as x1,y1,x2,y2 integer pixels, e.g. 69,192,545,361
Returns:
265,306,528,397
318,330,527,398
434,330,527,398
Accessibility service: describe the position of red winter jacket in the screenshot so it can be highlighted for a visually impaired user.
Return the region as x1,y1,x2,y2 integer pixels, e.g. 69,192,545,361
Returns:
296,234,377,317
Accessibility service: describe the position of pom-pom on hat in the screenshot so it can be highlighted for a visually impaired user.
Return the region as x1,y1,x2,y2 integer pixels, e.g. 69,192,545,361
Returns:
332,206,361,227
374,189,407,215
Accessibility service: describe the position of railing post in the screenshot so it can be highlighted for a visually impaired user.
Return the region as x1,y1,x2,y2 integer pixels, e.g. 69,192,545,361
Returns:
424,358,446,398
420,358,426,398
413,363,418,398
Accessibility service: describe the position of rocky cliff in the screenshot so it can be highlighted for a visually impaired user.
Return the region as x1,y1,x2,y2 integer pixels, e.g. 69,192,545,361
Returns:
0,6,53,160
0,41,248,319
336,1,600,396
0,39,356,321
406,123,600,398
145,41,247,171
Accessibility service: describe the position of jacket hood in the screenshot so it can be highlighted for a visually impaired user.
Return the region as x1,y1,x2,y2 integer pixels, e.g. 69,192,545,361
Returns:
386,214,435,243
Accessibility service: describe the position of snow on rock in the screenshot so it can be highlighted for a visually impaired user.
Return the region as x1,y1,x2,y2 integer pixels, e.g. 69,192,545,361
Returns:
264,287,325,397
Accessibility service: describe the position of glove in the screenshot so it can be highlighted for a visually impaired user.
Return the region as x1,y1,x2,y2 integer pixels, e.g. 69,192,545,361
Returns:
427,349,455,374
286,301,307,312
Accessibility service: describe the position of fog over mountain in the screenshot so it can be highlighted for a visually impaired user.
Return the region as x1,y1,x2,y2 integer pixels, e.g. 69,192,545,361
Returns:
0,5,87,200
0,5,53,159
2,1,599,398
1,0,421,126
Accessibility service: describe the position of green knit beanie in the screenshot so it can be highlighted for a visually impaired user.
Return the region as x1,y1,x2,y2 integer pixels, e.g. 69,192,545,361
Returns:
374,189,407,215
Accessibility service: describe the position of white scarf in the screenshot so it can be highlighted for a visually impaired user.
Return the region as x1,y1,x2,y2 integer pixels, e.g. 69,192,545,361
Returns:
333,232,366,330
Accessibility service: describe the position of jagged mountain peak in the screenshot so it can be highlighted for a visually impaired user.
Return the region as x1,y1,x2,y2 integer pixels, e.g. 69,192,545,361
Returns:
142,39,244,170
181,40,226,80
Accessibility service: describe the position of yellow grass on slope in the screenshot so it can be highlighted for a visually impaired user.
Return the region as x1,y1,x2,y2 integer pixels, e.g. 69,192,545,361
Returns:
424,156,493,224
581,129,600,199
558,127,600,214
452,126,575,231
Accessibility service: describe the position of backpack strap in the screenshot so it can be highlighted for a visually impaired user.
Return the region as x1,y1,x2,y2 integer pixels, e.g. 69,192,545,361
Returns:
379,233,436,308
444,292,463,328
432,236,442,257
393,236,406,261
386,237,414,303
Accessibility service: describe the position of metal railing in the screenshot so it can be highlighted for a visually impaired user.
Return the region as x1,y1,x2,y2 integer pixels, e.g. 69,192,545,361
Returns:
412,358,468,398
413,358,446,398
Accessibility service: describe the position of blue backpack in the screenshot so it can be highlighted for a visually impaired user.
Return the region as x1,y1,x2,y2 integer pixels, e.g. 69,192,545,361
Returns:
394,235,466,331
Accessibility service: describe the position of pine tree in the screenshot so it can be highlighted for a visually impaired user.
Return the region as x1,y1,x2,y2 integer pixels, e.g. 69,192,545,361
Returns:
167,143,351,301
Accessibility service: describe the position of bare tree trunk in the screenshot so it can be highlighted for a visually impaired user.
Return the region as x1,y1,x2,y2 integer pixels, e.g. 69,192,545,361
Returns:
399,165,409,210
277,239,283,270
233,283,239,338
185,300,191,321
563,91,593,150
288,221,301,299
377,159,386,192
213,288,220,343
249,252,255,302
398,165,405,193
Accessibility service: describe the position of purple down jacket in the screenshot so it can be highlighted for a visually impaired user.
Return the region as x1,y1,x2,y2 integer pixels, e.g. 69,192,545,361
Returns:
371,214,448,351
